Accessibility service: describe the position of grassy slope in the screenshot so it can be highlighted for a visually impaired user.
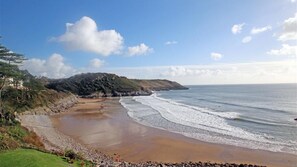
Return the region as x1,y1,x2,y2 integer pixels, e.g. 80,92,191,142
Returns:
0,149,70,167
132,79,187,91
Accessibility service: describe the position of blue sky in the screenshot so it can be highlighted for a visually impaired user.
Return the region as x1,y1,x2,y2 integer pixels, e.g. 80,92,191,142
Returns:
0,0,296,84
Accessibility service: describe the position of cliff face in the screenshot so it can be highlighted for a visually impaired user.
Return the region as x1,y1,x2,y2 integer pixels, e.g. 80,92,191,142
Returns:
46,73,187,97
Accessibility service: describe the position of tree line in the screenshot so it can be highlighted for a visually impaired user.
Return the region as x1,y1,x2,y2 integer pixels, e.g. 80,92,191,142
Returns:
0,39,45,125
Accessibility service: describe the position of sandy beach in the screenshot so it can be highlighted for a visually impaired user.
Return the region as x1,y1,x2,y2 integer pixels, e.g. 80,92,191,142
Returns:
19,99,114,165
48,98,297,167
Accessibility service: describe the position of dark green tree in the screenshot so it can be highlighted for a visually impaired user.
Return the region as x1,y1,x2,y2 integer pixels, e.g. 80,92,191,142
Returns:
0,41,26,123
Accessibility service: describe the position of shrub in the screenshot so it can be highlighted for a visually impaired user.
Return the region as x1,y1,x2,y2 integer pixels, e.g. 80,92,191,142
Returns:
0,107,18,126
7,125,27,140
0,135,19,150
22,131,44,149
64,149,78,160
0,124,45,151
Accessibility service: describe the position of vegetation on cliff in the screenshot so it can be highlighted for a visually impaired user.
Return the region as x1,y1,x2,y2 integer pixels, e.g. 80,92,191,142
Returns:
47,73,142,96
0,42,76,125
0,124,44,151
46,73,188,97
0,42,26,125
0,63,74,125
132,79,188,91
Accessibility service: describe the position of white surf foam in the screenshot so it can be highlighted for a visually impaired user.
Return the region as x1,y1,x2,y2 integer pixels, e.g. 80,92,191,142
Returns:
119,95,297,154
133,94,268,142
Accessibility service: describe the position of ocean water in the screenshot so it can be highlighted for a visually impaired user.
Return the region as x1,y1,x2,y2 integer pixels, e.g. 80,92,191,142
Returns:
120,84,297,155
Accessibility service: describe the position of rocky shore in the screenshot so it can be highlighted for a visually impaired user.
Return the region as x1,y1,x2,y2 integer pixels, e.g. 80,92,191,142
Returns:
117,161,266,167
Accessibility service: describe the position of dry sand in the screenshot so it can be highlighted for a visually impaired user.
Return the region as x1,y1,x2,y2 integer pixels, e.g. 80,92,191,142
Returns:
19,99,114,165
50,98,297,167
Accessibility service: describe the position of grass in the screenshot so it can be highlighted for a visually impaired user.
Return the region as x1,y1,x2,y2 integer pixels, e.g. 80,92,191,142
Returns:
0,125,94,167
0,124,44,150
0,149,71,167
0,149,95,167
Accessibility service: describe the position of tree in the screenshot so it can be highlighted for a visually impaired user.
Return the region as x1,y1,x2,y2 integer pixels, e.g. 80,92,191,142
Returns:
0,41,26,120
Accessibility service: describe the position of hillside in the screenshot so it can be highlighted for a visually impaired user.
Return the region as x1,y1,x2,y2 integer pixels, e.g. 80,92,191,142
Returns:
46,73,187,97
132,79,188,91
0,68,77,125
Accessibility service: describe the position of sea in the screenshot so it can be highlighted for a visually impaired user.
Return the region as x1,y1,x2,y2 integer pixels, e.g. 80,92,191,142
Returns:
120,83,297,155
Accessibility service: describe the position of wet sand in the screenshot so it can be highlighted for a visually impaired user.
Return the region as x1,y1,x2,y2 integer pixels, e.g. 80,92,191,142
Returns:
51,98,297,167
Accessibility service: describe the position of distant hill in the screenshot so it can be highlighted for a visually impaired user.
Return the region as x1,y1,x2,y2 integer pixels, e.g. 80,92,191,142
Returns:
131,79,187,91
46,73,188,97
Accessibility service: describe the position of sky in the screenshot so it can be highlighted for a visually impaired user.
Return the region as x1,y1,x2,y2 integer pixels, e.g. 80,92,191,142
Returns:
0,0,296,85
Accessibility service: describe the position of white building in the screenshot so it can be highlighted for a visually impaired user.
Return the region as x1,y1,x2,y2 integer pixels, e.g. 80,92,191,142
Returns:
2,77,24,89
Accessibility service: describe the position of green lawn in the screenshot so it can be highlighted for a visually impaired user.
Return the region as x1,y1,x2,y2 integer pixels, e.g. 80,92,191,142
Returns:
0,149,72,167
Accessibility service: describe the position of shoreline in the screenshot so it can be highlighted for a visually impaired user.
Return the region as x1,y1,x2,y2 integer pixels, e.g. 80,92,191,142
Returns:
49,98,296,167
52,98,297,167
19,99,114,166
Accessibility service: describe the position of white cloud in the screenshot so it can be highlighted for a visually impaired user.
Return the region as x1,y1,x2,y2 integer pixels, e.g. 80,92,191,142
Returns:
242,36,252,43
267,44,297,57
210,52,223,61
107,60,297,85
127,43,153,56
54,16,123,56
89,58,104,68
291,0,296,3
22,55,107,78
162,66,193,77
165,41,178,45
22,55,297,84
251,25,272,34
231,23,245,34
22,53,77,78
161,66,222,77
278,13,297,41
